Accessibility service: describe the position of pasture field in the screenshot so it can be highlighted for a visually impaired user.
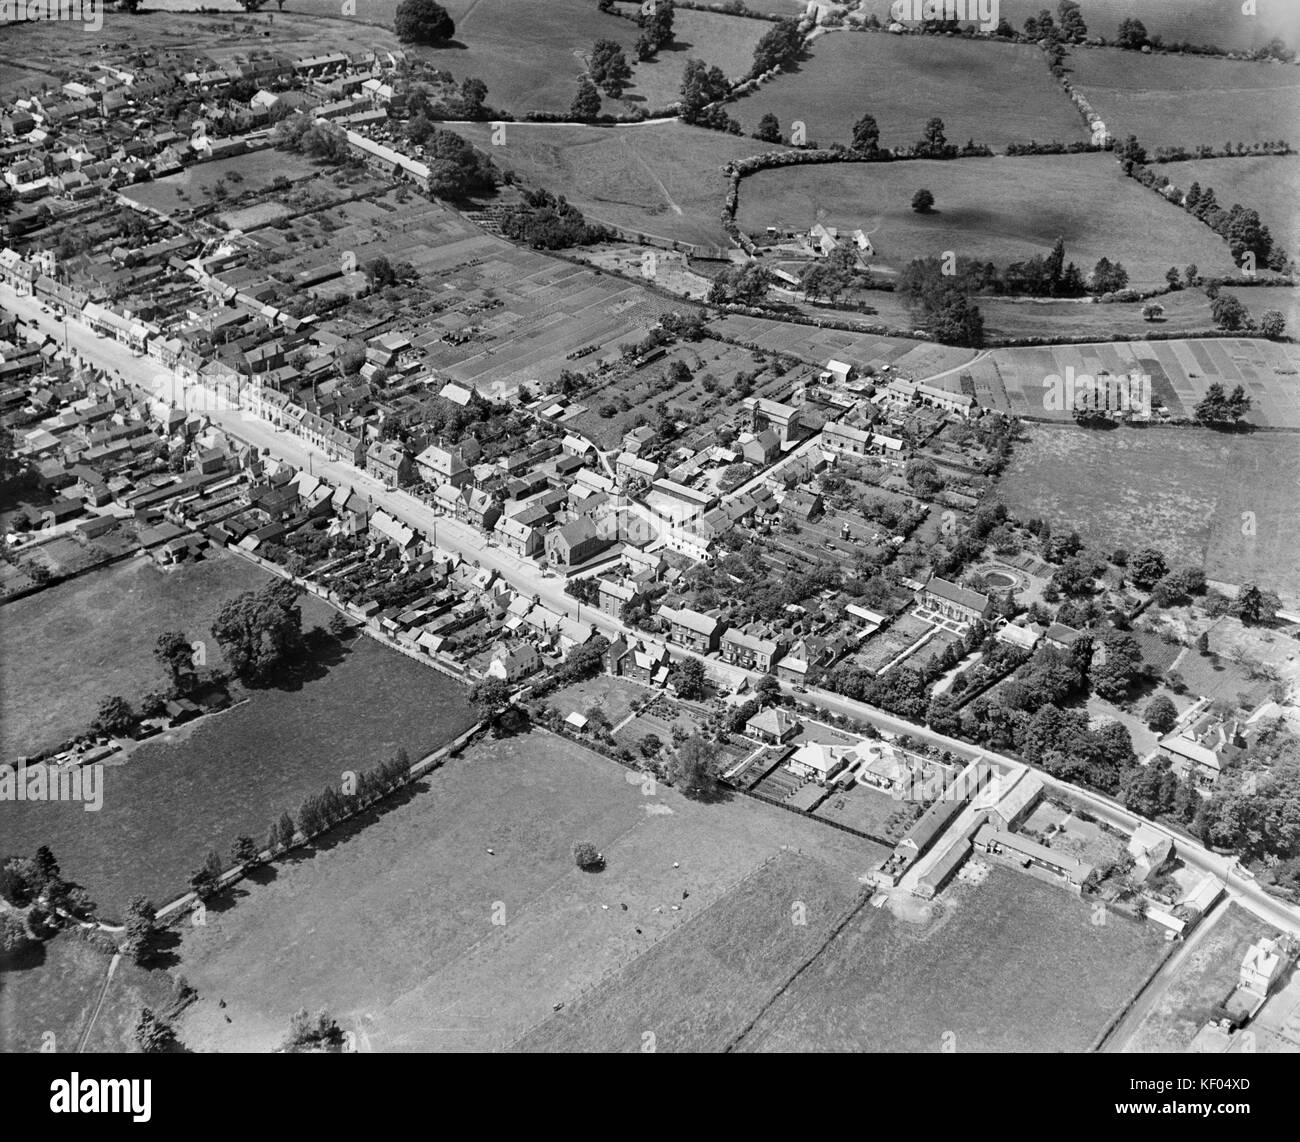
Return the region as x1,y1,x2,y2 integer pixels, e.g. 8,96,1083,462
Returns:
1068,47,1300,150
734,863,1168,1052
1,635,475,914
1122,903,1275,1052
989,0,1300,51
173,730,883,1052
976,288,1282,343
736,153,1240,287
997,425,1300,605
0,931,180,1054
446,121,782,247
618,4,769,111
0,549,287,760
515,850,862,1052
971,336,1300,426
1158,155,1300,263
730,31,1087,150
710,313,976,375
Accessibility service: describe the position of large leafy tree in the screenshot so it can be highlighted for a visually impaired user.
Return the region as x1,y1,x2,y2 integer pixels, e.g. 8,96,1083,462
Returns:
851,112,879,152
210,581,304,685
668,735,716,798
395,0,456,45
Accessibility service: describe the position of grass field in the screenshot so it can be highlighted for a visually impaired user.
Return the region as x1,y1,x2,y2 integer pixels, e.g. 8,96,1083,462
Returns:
976,287,1298,343
989,0,1300,51
1,635,475,915
734,863,1168,1052
1122,903,1275,1052
1159,155,1300,264
997,425,1300,605
1068,46,1300,150
737,153,1240,287
446,121,783,247
0,931,180,1054
971,336,1300,426
730,31,1087,151
709,313,975,375
0,549,287,760
171,730,884,1052
515,850,862,1052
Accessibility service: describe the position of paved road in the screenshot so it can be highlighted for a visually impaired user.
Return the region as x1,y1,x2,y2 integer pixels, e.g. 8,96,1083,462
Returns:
9,283,1300,938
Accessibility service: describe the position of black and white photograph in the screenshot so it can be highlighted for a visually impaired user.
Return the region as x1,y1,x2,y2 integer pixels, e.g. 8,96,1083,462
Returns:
0,0,1298,1105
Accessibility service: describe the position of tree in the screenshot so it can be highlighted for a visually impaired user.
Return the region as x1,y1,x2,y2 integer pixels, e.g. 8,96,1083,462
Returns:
637,0,675,53
640,733,663,758
1129,548,1168,590
283,1008,345,1052
1235,582,1267,625
755,112,782,143
469,676,513,722
851,112,880,152
1193,381,1251,426
668,658,705,700
1088,257,1128,294
589,39,633,98
1196,631,1210,656
751,17,804,77
92,695,137,738
911,188,935,214
210,581,304,685
919,117,947,156
154,630,194,692
679,58,731,124
1145,694,1178,734
274,810,297,851
1141,302,1165,322
133,1008,178,1054
570,76,602,121
122,896,159,965
1257,309,1286,339
0,912,32,955
395,0,456,45
572,840,603,870
1211,293,1251,332
189,849,223,901
667,735,716,798
1116,17,1148,50
230,835,259,867
1091,631,1144,701
755,674,781,704
1183,263,1199,287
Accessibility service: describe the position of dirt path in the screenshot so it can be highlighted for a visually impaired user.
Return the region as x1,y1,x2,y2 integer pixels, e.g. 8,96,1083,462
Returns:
77,951,121,1053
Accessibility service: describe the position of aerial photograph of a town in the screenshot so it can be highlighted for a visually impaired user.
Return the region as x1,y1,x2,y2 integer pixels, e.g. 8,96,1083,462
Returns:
1,0,1299,1102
